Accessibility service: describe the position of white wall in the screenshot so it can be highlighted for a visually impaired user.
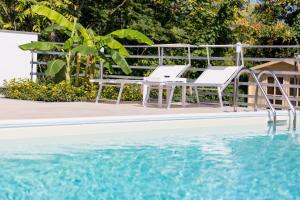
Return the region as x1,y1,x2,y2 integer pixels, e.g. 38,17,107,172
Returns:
0,30,38,87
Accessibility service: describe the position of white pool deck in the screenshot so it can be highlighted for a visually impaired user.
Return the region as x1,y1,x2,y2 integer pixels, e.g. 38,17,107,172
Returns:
0,98,239,120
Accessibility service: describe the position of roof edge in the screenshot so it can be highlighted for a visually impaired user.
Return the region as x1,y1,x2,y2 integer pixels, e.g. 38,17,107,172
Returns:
251,61,295,70
0,29,39,35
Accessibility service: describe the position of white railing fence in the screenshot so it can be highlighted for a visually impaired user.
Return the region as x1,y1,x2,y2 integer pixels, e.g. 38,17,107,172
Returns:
30,44,300,109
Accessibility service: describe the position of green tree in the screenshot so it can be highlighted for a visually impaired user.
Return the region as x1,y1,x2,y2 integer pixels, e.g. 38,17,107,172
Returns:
19,5,153,84
80,0,244,44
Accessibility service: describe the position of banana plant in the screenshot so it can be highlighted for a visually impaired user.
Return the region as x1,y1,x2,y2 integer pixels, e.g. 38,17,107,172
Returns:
19,5,154,85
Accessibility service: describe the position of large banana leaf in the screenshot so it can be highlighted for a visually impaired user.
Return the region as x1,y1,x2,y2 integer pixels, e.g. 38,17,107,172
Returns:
109,29,154,45
96,36,129,56
45,59,66,77
95,35,111,45
106,38,129,56
71,45,97,56
19,42,60,51
96,51,108,61
87,28,96,37
109,49,131,74
75,23,93,47
43,24,72,36
63,36,81,49
103,61,113,74
31,5,75,33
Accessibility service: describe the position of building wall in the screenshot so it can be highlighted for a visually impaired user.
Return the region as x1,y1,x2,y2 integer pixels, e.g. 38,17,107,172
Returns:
0,30,38,87
248,63,298,109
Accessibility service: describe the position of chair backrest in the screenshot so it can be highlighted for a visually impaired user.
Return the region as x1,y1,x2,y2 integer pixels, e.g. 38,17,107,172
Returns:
149,65,189,79
195,66,241,86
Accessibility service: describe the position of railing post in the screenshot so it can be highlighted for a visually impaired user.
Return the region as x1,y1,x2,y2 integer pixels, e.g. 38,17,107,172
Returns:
254,82,259,112
233,77,239,112
158,47,163,66
273,112,277,133
188,45,191,66
293,111,297,131
206,46,211,67
100,62,103,80
161,47,164,65
30,51,34,81
99,47,104,80
236,42,242,67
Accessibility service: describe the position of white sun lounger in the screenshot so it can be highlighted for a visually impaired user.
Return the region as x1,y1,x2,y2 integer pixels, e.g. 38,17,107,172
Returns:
90,64,189,104
163,66,243,109
142,64,189,107
91,44,194,104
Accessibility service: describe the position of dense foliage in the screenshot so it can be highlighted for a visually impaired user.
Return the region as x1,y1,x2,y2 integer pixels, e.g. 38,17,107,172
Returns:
4,79,143,102
2,0,300,46
1,1,300,102
18,5,153,85
4,79,97,101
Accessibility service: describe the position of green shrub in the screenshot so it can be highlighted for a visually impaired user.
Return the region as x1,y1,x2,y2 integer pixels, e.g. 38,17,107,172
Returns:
3,79,143,102
102,84,143,101
4,79,96,102
4,79,239,103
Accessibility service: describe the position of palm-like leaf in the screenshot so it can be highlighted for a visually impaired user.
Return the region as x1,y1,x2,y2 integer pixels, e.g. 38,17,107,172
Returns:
31,5,75,33
43,24,72,36
63,36,81,49
19,42,60,51
96,35,129,56
103,61,113,74
109,49,131,74
109,29,154,45
106,38,129,56
45,59,66,77
75,23,93,47
71,45,97,56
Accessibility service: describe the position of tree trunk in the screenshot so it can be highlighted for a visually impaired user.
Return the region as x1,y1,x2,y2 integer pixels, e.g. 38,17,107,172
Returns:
75,53,81,86
85,56,90,79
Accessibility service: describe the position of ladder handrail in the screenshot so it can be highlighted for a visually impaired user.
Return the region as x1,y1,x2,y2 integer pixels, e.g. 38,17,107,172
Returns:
255,70,296,130
233,68,277,132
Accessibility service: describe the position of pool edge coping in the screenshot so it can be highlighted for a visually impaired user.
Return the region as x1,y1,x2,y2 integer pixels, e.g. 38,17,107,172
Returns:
0,110,296,129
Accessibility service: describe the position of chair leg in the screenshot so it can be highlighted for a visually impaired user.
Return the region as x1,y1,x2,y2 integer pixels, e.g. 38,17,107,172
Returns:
194,87,200,104
182,86,186,106
146,86,151,105
95,83,103,103
158,85,163,107
166,87,171,103
143,85,150,107
142,84,147,106
217,87,223,108
189,86,193,95
167,86,175,109
116,83,124,104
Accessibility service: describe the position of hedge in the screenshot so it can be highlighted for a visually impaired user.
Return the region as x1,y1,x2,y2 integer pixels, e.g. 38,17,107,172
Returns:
3,79,142,102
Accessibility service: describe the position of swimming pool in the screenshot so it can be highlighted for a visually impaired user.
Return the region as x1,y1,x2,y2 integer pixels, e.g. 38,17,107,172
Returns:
0,112,299,199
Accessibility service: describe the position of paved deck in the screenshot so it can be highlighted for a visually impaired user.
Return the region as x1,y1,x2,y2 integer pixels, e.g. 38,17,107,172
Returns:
0,98,237,120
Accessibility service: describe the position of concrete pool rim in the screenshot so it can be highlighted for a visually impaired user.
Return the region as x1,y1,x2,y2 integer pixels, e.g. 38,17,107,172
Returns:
0,110,296,129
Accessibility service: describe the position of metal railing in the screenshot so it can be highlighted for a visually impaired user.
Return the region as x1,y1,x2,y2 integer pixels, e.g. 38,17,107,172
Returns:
30,43,300,111
31,49,300,81
256,70,297,130
234,68,277,132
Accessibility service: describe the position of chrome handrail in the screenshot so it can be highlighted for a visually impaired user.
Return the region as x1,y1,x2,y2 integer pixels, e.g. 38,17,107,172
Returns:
255,70,296,130
233,67,277,132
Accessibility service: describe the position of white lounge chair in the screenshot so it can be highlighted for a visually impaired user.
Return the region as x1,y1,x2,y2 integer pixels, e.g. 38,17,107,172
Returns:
91,43,193,105
142,64,189,107
163,66,243,108
90,64,189,104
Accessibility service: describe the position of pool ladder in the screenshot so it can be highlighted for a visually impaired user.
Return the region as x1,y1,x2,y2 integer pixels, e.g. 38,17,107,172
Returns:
233,68,296,133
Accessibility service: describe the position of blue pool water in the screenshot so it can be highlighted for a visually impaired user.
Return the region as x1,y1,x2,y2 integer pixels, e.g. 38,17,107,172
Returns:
0,129,300,199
